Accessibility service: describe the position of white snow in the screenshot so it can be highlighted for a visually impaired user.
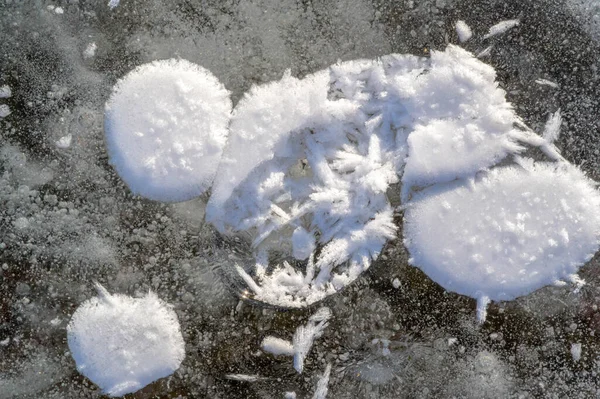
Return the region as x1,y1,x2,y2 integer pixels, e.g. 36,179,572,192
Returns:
261,336,294,356
403,162,600,319
104,59,231,202
54,7,64,14
293,307,331,373
285,392,297,399
108,0,120,9
483,19,520,39
67,284,185,397
0,85,11,98
455,20,472,42
571,343,582,362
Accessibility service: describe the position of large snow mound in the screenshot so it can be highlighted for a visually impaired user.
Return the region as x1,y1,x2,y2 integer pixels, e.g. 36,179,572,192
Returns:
67,284,185,397
403,161,600,305
105,59,231,202
205,45,540,308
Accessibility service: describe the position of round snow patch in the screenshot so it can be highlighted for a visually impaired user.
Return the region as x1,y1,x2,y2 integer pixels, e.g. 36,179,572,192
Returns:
403,162,600,303
67,285,185,397
105,59,231,202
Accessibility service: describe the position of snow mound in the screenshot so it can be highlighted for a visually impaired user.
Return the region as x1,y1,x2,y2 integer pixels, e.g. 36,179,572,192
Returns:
403,162,600,318
67,284,185,397
105,59,231,202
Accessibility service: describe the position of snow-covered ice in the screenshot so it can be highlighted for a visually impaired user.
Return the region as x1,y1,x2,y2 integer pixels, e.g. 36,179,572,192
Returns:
104,59,231,202
66,284,185,397
403,162,600,320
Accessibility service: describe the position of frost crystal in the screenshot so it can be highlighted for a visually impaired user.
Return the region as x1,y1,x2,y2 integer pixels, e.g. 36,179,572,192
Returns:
105,59,231,202
293,307,331,373
67,284,185,397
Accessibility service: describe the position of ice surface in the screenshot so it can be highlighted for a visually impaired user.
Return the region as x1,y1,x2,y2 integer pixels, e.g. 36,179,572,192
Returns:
403,162,600,311
455,20,473,42
105,59,231,202
67,284,185,397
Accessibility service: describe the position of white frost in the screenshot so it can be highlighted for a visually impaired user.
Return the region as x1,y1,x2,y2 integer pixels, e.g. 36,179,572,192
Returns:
455,20,473,42
104,59,231,202
293,307,331,373
483,19,520,39
0,104,11,118
535,78,559,89
108,0,120,9
83,43,97,59
542,110,562,144
67,284,185,397
55,134,73,149
312,363,332,399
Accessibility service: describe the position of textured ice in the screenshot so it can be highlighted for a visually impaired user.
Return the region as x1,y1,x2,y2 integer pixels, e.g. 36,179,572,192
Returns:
67,284,185,397
105,59,231,202
403,162,600,318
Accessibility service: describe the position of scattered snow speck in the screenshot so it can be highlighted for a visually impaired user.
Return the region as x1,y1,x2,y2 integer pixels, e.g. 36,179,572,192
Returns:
392,278,401,289
67,284,185,397
54,7,64,14
108,0,120,9
104,59,231,202
0,104,11,118
535,78,559,89
55,134,72,149
571,343,582,362
285,392,297,399
0,85,11,98
455,20,473,42
83,42,97,59
483,19,520,39
403,162,600,309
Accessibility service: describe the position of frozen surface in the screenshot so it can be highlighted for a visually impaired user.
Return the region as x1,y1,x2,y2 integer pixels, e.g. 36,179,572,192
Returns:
404,162,600,307
66,284,185,397
105,59,231,202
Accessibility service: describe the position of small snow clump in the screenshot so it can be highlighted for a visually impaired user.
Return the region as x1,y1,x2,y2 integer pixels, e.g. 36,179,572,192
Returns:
105,58,231,202
67,284,185,397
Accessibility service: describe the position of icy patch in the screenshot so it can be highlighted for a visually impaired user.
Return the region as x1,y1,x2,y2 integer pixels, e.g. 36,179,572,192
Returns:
455,20,472,42
105,59,231,202
67,284,185,397
403,162,600,318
